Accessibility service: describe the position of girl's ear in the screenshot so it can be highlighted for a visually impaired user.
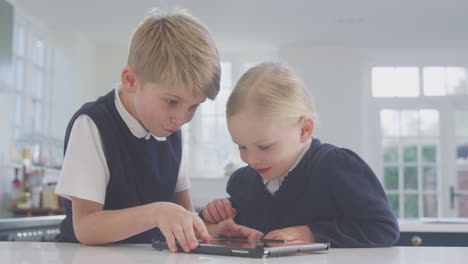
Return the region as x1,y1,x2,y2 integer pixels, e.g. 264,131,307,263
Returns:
121,66,138,93
299,116,314,143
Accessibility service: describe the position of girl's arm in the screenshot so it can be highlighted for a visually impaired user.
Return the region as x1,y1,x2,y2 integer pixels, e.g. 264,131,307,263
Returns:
307,149,400,247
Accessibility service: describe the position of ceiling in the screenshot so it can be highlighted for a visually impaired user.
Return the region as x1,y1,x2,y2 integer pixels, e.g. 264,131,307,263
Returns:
12,0,468,52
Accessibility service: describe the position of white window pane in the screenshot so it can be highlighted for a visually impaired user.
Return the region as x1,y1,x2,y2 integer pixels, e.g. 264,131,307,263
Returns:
12,127,21,140
13,95,22,126
421,141,438,163
404,194,419,218
380,110,400,137
424,67,468,96
372,67,395,97
401,110,419,137
15,59,23,91
455,112,468,137
33,69,44,99
372,67,419,97
35,39,45,67
420,110,439,136
200,117,216,142
215,89,229,114
33,101,42,132
220,61,232,87
423,67,446,96
447,67,468,95
423,166,437,191
201,100,217,116
31,35,45,67
423,194,438,218
395,67,419,97
383,140,399,163
15,24,25,57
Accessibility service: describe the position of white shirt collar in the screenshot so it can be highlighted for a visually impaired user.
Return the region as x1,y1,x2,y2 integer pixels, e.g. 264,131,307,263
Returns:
263,139,312,194
114,84,166,141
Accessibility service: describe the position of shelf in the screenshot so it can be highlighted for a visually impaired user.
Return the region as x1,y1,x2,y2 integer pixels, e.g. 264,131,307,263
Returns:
9,208,65,217
4,163,62,173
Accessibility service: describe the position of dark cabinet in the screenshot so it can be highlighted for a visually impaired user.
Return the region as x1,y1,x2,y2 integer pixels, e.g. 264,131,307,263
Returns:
396,232,468,247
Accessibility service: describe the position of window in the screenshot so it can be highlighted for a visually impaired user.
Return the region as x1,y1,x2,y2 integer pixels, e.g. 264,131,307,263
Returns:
11,23,25,139
371,65,468,219
424,67,468,96
189,62,238,178
11,17,50,139
372,67,419,97
454,111,468,217
381,109,439,218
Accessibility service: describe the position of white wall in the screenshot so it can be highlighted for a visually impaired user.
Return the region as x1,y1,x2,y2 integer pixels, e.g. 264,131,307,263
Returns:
49,30,97,139
95,45,128,95
279,45,366,155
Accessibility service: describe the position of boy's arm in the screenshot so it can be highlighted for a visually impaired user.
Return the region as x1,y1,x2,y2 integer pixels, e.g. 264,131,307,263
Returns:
173,190,194,211
71,196,210,252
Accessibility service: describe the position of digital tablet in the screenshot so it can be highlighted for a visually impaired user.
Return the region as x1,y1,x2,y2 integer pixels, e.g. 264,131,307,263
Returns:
152,238,329,258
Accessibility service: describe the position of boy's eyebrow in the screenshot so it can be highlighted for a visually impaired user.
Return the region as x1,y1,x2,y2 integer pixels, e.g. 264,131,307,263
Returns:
164,93,206,105
253,139,272,145
164,93,184,102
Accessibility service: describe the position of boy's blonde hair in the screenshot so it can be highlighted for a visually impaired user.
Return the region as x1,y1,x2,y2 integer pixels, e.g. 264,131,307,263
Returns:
127,9,220,100
227,62,316,122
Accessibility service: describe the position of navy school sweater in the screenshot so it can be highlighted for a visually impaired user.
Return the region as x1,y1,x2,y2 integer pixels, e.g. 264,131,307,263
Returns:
226,138,399,248
56,90,181,243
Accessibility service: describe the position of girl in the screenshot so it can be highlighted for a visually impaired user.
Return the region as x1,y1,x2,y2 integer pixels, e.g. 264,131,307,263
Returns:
201,62,399,248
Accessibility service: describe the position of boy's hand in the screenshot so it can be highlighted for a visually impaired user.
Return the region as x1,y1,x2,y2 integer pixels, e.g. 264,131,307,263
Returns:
154,202,211,253
207,218,263,240
264,226,315,243
202,198,237,224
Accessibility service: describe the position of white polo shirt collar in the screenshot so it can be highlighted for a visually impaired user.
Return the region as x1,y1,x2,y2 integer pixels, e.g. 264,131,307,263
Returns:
263,139,312,194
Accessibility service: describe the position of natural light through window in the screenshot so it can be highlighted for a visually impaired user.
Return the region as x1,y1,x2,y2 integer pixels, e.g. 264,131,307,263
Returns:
423,67,468,96
380,109,440,218
372,67,419,97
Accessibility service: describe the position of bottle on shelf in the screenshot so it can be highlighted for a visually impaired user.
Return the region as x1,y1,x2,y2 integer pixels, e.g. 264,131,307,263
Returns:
10,168,23,209
22,148,32,192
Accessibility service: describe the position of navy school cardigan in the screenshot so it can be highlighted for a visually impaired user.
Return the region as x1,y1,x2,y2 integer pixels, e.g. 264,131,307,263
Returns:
226,138,399,248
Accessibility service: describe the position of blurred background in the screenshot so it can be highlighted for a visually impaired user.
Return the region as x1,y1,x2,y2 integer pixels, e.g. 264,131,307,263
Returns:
0,0,467,229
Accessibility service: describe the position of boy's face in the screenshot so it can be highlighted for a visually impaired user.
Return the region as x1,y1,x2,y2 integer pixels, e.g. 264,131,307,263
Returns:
129,81,206,137
227,111,312,181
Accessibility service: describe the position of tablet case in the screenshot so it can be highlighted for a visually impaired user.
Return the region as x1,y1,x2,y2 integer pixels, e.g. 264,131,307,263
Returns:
152,238,329,258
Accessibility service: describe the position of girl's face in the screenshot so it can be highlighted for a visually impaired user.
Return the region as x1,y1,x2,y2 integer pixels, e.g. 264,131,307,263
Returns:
227,111,313,181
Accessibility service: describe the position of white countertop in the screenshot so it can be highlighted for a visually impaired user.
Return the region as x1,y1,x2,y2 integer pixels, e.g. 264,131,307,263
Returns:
399,218,468,233
1,242,468,264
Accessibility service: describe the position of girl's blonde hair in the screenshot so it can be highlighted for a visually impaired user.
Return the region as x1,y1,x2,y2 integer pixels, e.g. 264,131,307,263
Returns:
127,9,220,100
226,62,316,122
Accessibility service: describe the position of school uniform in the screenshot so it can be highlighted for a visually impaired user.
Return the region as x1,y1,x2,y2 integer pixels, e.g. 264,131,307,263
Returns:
227,138,399,248
55,84,190,243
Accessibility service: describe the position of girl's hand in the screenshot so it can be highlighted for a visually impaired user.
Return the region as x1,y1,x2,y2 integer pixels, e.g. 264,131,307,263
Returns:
202,198,237,224
207,218,263,240
264,226,315,243
154,202,211,253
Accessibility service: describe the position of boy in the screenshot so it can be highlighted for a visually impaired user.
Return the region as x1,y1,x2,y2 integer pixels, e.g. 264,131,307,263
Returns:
55,9,259,253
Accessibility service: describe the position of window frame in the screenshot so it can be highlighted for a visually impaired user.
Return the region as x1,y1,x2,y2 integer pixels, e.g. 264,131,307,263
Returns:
12,12,52,139
366,60,468,219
